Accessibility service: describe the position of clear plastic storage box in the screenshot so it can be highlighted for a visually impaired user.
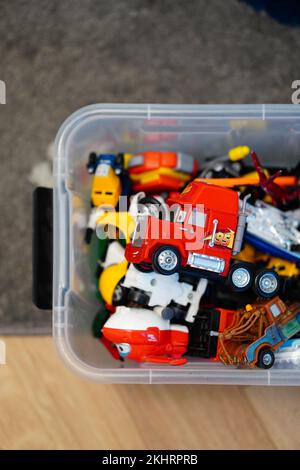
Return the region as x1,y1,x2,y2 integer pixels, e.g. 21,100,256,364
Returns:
53,104,300,385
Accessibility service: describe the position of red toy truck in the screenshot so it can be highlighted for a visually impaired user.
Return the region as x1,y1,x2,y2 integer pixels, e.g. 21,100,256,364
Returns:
125,180,280,297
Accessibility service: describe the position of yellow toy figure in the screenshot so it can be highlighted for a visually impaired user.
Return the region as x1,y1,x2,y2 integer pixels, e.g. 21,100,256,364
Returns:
85,153,123,243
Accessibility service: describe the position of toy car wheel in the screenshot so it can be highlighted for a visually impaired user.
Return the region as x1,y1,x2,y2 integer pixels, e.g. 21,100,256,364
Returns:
133,262,153,273
228,263,254,292
254,269,280,298
115,153,124,168
87,152,97,173
257,348,275,369
153,246,181,275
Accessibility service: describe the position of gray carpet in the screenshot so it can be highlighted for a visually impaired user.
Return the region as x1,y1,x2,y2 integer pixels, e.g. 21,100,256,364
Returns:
0,0,299,334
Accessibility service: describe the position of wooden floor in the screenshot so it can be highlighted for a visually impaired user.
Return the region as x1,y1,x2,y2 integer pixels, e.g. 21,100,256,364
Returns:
0,337,299,450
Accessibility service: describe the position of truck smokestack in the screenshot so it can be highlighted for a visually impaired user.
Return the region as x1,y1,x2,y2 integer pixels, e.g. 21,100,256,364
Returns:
232,194,251,255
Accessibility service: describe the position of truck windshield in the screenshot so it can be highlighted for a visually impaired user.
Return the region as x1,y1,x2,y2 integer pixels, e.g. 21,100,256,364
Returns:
174,207,187,223
132,214,148,247
187,208,206,227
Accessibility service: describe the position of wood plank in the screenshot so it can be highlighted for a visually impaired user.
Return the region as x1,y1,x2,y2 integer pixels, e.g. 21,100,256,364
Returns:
245,386,300,449
0,337,296,449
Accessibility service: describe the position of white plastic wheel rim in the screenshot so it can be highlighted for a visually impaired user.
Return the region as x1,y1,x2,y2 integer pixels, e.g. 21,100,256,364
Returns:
259,273,278,294
232,267,250,288
158,250,178,271
262,352,273,366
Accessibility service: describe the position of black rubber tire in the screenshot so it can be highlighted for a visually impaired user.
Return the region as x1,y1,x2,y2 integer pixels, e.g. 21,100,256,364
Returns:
257,348,275,369
152,245,181,275
116,153,124,168
87,152,97,172
227,262,254,292
254,268,281,298
133,262,153,273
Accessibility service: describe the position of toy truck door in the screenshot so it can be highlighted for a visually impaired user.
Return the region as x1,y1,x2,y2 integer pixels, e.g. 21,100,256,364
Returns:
174,206,206,252
201,208,237,272
267,301,300,340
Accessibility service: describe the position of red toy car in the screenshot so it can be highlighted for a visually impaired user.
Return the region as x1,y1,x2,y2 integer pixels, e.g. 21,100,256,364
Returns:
125,179,281,297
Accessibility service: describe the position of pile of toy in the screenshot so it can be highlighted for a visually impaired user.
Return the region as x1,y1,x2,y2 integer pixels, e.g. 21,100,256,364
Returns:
85,147,300,369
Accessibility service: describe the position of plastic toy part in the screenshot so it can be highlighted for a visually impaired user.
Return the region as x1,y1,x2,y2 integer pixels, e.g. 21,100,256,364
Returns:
84,152,126,244
245,201,300,263
91,163,121,208
101,306,189,365
95,211,136,244
234,245,300,301
251,151,300,207
199,146,250,178
218,297,300,369
195,175,296,188
96,241,128,304
121,264,208,322
127,151,198,193
87,153,124,175
228,146,250,162
235,243,300,288
275,339,300,366
265,257,299,277
227,262,281,298
188,308,235,358
227,263,254,292
99,260,128,306
254,269,281,298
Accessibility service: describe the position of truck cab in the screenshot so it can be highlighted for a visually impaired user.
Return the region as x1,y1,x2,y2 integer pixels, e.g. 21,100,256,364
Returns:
125,180,281,298
126,181,240,277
